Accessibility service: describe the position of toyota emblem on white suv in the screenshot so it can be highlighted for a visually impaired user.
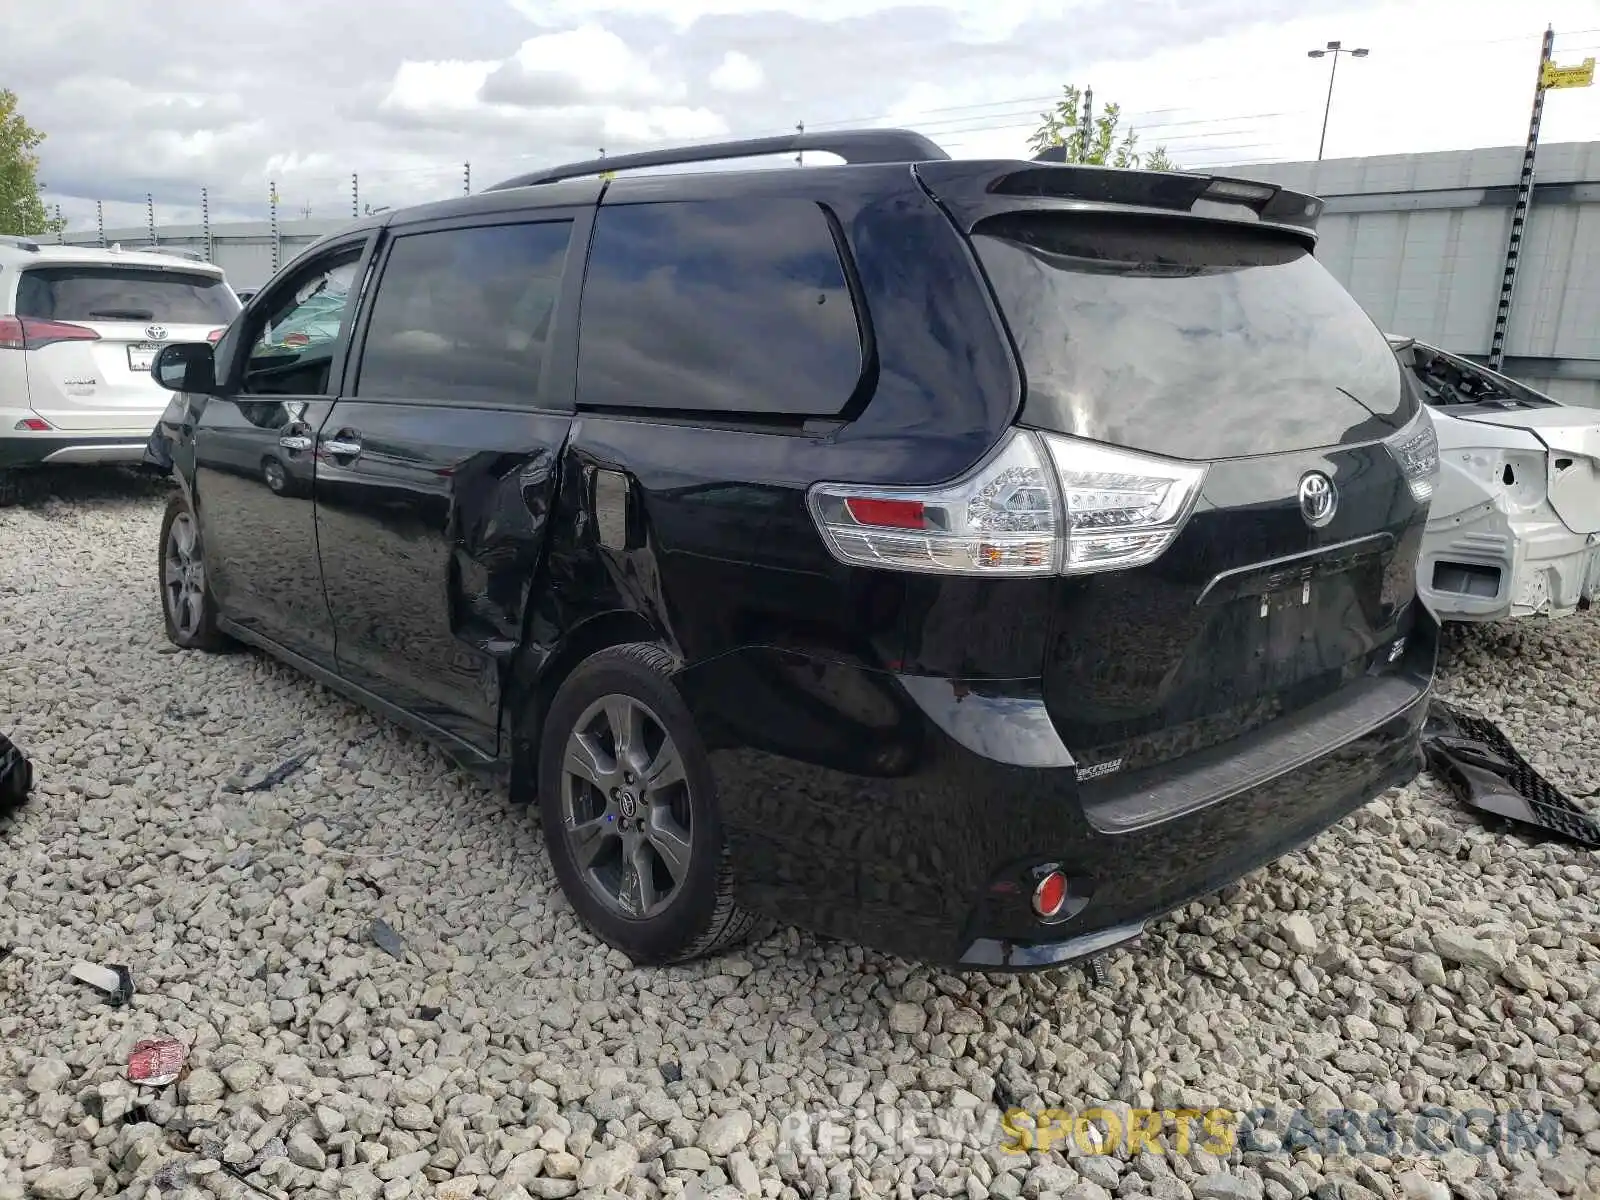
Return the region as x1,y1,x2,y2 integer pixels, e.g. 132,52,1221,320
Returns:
145,325,169,341
1298,472,1337,528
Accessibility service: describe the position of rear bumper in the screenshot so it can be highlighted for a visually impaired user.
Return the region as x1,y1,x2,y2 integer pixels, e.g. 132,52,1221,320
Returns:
675,609,1436,970
0,434,152,469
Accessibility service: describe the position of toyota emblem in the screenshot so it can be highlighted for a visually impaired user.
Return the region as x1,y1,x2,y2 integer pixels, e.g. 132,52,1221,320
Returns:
1298,472,1337,529
145,324,169,341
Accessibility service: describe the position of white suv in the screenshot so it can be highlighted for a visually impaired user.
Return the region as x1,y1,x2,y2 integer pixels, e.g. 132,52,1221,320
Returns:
0,235,241,503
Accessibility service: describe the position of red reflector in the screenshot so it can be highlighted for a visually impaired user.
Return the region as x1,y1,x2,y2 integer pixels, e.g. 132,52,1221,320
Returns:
206,328,225,343
16,417,52,432
845,497,925,529
127,1037,186,1086
1032,871,1069,919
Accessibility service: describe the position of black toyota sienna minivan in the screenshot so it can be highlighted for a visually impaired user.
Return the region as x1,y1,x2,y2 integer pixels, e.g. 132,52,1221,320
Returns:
144,129,1440,969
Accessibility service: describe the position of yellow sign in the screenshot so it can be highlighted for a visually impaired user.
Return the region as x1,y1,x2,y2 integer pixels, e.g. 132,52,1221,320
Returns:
1542,58,1595,89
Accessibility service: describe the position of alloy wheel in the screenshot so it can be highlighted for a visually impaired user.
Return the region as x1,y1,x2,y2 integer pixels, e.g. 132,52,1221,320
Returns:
263,459,287,493
163,512,206,640
560,694,693,920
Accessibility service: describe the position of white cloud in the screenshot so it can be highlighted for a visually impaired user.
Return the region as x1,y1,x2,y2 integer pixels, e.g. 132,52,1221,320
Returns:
709,50,764,93
381,60,499,117
487,24,681,105
601,105,729,143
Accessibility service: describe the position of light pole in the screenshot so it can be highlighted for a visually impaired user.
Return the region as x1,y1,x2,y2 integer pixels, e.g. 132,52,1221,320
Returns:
1308,40,1369,161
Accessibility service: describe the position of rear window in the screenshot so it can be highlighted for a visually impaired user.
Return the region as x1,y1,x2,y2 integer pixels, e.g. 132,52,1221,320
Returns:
576,198,864,418
973,214,1404,461
16,267,239,325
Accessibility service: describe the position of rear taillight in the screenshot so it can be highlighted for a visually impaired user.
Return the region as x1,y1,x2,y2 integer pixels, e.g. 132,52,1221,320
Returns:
207,328,225,343
1384,406,1439,504
0,316,102,351
1040,434,1208,574
808,428,1206,577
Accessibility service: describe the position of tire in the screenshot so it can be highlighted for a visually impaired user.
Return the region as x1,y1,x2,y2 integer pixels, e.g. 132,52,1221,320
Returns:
158,491,230,651
535,642,769,965
262,457,287,495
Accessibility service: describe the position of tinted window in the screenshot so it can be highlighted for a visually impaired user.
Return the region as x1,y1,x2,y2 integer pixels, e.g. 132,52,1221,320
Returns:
17,267,239,324
973,214,1405,461
242,247,364,397
576,199,863,417
355,221,572,405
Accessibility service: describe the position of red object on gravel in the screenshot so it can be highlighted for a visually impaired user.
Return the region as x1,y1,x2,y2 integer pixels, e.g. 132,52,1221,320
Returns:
127,1037,186,1086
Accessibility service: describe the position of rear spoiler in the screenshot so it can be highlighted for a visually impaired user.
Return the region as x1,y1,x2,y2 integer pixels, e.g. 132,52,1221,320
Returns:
914,160,1325,243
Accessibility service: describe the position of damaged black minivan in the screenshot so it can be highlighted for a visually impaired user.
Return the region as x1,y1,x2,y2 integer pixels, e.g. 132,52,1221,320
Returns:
145,130,1439,968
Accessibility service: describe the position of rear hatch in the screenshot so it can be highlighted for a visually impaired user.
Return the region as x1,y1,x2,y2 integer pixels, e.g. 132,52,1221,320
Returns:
965,205,1426,779
15,264,238,431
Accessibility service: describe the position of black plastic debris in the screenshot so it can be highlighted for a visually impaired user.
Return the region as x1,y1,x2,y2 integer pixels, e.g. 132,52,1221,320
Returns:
370,918,406,961
0,730,33,815
224,749,313,794
71,960,135,1007
1422,699,1600,849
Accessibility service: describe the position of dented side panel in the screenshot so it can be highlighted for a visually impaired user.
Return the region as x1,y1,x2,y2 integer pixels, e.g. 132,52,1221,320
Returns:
313,402,573,754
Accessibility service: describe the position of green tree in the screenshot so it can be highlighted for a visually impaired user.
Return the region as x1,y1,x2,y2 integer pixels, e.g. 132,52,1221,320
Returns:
1,90,57,237
1027,85,1176,170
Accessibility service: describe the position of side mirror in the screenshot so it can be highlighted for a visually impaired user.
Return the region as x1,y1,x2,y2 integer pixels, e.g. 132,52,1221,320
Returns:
151,342,217,394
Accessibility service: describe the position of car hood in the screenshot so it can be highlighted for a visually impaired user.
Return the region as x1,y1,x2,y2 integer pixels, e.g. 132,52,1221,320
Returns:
1436,406,1600,534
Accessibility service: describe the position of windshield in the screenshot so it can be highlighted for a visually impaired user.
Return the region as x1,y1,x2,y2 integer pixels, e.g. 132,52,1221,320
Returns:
17,266,239,325
973,213,1406,461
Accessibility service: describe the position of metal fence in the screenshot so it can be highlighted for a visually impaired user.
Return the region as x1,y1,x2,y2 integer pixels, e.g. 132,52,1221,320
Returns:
52,140,1600,406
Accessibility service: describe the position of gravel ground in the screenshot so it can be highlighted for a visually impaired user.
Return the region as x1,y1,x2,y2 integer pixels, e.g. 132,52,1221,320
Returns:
1,475,1598,1200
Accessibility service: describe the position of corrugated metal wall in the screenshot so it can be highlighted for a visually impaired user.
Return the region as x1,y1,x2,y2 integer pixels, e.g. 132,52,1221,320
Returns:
61,140,1600,405
1235,141,1600,407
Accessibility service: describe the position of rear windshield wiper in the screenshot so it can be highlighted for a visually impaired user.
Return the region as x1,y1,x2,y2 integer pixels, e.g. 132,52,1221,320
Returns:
87,308,156,320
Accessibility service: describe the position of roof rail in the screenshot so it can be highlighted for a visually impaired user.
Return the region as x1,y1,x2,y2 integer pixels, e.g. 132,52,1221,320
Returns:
487,128,950,191
0,234,41,252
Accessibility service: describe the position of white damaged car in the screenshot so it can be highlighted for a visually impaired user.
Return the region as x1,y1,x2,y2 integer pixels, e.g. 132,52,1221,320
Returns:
1390,335,1600,622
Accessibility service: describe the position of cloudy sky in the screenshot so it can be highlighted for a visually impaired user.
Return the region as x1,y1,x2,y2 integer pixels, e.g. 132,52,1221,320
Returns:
5,0,1598,232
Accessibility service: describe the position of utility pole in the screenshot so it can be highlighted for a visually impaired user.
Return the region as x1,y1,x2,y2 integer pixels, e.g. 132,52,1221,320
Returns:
1490,27,1556,371
95,200,105,248
463,162,471,196
54,205,63,244
269,181,280,275
796,121,804,166
201,187,212,263
1308,40,1369,160
352,173,359,219
147,193,158,246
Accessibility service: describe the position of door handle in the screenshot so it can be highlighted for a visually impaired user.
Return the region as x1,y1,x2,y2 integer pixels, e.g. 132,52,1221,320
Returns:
278,434,313,452
322,437,362,458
